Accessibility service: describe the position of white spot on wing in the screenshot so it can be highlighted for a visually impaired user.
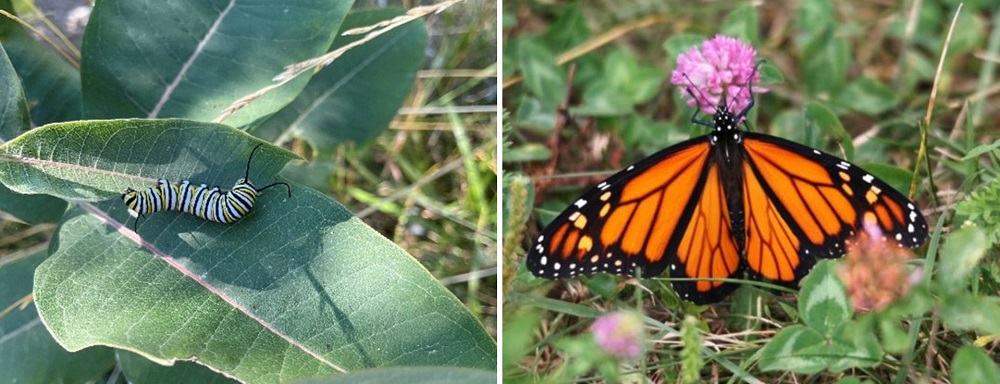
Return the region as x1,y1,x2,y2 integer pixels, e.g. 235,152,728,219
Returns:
540,256,547,266
863,174,874,183
574,199,587,208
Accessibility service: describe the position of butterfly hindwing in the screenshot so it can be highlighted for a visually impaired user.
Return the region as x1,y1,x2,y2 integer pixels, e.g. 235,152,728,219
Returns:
665,162,743,303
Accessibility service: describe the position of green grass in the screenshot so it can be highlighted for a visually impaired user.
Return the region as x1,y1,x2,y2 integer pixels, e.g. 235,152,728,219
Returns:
335,0,498,335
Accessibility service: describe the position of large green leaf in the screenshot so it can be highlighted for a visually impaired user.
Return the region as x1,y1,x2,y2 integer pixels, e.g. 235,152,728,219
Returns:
0,183,68,224
117,349,237,384
757,325,826,373
0,119,494,382
798,260,851,335
0,41,68,223
0,119,297,201
0,0,81,125
293,367,496,384
952,346,1000,383
253,8,428,151
0,248,115,382
80,0,352,126
937,226,988,295
0,42,29,140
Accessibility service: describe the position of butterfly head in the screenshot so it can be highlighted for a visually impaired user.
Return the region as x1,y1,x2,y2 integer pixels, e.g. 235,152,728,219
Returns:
712,95,739,133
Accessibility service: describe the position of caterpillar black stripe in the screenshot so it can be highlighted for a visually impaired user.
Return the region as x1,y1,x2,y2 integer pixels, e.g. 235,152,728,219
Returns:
122,143,290,231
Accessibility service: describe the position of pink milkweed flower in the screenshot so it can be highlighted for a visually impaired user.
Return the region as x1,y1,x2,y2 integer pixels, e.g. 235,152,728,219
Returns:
591,310,644,359
670,35,766,115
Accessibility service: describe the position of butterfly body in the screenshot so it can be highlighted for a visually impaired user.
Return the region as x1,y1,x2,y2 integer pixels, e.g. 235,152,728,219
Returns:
526,88,928,304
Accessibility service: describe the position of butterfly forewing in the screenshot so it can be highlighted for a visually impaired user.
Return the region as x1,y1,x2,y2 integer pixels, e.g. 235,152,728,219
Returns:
742,133,927,258
526,137,712,280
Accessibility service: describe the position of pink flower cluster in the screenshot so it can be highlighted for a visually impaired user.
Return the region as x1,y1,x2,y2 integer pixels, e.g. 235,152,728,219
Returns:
591,311,644,359
838,222,920,312
670,35,765,115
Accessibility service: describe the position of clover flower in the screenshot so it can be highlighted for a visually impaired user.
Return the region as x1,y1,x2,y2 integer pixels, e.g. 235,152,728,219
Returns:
591,311,644,359
670,35,765,115
837,221,919,312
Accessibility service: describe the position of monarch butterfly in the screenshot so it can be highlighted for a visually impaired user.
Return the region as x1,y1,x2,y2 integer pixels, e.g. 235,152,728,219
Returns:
525,66,928,304
122,143,291,231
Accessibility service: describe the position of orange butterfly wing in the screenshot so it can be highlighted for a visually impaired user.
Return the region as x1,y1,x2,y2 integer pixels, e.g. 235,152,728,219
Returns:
526,138,716,280
666,162,743,303
526,137,749,303
739,133,927,286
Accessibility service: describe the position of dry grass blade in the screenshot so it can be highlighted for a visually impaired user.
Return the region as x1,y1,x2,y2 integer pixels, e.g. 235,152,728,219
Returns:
274,0,463,82
910,3,962,201
502,14,670,89
0,293,34,320
0,9,79,68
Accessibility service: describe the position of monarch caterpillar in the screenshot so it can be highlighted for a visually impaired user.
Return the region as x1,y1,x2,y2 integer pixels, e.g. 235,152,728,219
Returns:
122,143,291,231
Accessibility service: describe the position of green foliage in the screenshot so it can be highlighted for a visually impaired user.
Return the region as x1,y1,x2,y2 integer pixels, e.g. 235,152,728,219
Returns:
80,0,350,126
502,172,533,294
576,49,664,116
936,225,989,295
504,0,1000,382
759,262,881,374
956,177,1000,244
951,346,1000,383
679,316,703,384
290,367,497,384
0,249,115,383
252,8,429,151
0,1,496,382
805,102,854,161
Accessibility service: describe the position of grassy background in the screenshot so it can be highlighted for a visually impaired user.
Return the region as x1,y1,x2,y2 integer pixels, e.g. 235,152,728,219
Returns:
502,0,1000,382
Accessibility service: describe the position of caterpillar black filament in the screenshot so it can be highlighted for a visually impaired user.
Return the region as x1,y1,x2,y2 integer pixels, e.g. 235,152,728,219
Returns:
122,143,290,231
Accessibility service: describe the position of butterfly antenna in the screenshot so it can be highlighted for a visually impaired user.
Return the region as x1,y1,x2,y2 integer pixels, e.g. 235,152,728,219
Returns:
246,143,264,181
258,181,291,197
680,73,712,110
681,73,715,127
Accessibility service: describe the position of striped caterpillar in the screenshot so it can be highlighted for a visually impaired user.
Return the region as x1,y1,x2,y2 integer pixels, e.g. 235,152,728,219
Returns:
122,144,290,231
